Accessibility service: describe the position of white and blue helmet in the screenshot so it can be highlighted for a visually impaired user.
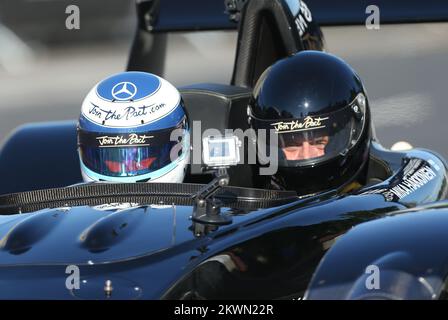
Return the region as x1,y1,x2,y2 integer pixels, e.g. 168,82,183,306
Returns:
77,72,190,183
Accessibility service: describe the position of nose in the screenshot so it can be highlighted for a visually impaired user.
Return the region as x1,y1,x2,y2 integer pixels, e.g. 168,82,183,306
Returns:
302,141,311,159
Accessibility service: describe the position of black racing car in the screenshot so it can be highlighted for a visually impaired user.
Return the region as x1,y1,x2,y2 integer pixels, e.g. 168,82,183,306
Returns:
0,0,447,300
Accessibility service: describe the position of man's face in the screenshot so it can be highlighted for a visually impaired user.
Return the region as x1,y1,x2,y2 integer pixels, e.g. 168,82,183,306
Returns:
282,135,329,160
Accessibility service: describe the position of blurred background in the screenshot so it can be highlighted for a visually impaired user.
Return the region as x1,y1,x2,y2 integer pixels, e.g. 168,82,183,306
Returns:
1,0,448,158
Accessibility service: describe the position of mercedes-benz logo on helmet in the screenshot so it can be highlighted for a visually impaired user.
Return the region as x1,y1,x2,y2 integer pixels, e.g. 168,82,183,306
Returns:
111,82,137,101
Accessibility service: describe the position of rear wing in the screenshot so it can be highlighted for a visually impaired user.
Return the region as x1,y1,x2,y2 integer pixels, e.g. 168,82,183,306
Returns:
128,0,325,88
127,0,448,88
138,0,448,32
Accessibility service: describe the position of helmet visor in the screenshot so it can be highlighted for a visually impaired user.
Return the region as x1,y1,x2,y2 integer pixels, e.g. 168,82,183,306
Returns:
78,121,188,178
251,95,366,167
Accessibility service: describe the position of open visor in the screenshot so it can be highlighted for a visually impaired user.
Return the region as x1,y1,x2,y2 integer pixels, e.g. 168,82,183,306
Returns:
78,121,188,178
251,95,366,167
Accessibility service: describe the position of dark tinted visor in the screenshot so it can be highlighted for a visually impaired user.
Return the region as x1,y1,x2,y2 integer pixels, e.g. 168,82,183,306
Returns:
78,120,188,177
251,96,366,167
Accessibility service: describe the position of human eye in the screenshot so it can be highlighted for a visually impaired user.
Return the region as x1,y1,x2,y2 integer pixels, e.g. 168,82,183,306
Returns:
313,137,328,148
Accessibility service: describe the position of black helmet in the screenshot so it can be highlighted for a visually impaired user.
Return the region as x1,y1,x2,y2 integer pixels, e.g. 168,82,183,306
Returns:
249,51,371,195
